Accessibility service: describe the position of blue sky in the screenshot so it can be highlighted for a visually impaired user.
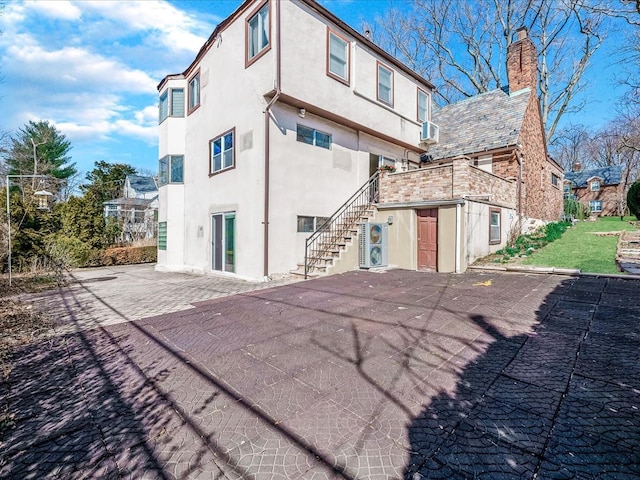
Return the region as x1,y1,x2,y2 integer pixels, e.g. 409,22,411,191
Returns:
0,0,628,179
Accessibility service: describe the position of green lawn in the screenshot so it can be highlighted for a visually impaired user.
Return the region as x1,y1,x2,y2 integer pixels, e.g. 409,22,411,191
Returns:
521,216,638,274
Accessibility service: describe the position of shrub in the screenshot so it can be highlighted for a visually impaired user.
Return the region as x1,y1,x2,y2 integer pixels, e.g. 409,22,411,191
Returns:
628,181,640,220
564,198,590,220
46,235,94,269
101,246,157,266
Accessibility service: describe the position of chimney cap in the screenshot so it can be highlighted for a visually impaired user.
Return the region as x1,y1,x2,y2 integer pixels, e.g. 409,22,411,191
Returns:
516,26,528,41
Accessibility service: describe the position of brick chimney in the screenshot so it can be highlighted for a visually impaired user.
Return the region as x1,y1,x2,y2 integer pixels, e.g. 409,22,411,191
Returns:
507,27,538,94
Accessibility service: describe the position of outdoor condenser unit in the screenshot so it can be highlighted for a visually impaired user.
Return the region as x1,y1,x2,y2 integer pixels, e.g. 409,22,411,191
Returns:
359,222,388,269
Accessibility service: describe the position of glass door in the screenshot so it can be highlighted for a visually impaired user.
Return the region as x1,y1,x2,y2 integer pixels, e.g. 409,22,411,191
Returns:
212,212,235,273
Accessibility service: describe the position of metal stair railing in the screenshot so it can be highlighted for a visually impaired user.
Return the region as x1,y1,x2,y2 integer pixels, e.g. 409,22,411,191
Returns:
304,171,380,279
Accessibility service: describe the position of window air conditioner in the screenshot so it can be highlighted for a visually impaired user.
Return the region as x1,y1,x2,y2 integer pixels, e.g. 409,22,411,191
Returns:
420,121,439,144
359,223,389,269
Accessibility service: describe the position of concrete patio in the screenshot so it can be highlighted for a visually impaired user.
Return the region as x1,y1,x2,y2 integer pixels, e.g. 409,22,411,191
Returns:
1,266,639,479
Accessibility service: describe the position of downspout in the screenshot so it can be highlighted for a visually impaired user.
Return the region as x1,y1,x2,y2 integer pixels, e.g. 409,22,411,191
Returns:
263,0,282,278
515,145,524,231
455,202,461,273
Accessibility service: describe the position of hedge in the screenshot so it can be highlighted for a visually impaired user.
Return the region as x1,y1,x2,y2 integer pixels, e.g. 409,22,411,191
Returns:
99,246,157,266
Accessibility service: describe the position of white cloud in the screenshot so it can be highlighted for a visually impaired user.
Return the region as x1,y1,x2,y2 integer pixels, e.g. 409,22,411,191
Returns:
78,1,214,54
24,0,82,20
5,42,156,94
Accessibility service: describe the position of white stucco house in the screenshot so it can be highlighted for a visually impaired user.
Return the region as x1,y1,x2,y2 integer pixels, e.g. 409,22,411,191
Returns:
104,175,159,242
156,0,561,280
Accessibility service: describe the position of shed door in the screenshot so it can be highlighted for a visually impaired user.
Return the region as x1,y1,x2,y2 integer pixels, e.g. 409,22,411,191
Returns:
417,209,437,270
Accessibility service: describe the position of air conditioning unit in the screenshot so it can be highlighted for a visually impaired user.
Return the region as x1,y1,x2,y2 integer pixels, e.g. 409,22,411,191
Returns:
359,222,388,269
420,121,439,144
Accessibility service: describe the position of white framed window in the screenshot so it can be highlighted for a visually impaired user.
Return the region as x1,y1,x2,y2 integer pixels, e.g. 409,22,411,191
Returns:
188,71,200,113
589,200,602,212
297,216,330,233
159,91,168,123
377,62,394,106
171,88,184,117
417,88,430,122
105,205,118,218
159,155,184,185
247,1,269,64
552,173,560,187
159,88,184,123
490,208,501,244
297,125,332,149
210,129,235,174
327,29,349,84
590,180,600,191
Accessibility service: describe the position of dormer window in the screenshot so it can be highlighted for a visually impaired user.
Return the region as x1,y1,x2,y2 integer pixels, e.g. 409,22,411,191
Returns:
590,181,600,191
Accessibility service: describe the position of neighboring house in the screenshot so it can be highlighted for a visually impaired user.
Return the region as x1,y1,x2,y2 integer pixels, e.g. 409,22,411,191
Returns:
104,175,159,242
564,164,623,216
156,0,562,280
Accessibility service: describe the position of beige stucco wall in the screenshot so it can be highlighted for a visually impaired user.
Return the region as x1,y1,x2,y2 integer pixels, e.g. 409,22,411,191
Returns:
465,201,517,266
437,205,457,273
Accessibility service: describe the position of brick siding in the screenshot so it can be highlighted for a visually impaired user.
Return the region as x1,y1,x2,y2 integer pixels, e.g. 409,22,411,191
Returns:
379,158,516,208
572,184,623,216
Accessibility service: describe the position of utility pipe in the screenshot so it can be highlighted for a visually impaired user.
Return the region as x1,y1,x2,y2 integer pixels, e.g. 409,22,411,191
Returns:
262,0,282,278
455,202,461,273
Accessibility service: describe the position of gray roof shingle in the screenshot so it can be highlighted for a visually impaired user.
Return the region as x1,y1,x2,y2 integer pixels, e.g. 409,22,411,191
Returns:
427,87,531,160
127,175,158,194
564,166,622,187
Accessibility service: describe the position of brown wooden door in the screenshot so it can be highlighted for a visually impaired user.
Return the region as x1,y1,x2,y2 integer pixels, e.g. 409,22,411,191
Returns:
417,209,437,270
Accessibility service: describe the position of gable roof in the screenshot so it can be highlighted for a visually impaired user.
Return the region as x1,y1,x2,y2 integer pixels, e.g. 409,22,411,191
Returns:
427,88,531,160
126,175,158,194
564,165,622,188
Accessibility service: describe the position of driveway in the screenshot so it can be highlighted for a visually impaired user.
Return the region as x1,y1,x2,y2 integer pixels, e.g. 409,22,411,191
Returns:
1,267,639,479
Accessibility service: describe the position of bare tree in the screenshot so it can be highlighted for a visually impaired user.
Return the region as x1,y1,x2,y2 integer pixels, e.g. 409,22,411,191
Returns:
376,0,605,141
548,123,592,171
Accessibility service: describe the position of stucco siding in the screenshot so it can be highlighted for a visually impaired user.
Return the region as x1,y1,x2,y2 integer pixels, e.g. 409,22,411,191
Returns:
279,1,429,149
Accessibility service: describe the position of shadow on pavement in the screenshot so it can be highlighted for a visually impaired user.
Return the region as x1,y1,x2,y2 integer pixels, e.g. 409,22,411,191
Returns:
2,271,639,479
404,276,640,479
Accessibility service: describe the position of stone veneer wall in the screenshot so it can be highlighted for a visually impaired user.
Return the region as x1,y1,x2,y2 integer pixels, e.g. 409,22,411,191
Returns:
379,164,455,204
379,158,516,208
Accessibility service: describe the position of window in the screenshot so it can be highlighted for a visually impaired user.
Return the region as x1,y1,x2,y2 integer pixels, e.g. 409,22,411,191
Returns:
247,1,269,64
489,209,501,244
188,71,200,113
589,200,602,212
417,89,430,122
171,88,184,117
590,180,600,191
158,222,167,250
159,91,168,123
210,129,235,174
134,210,145,223
159,155,184,185
105,205,118,218
297,216,330,233
552,173,560,187
327,29,349,84
297,125,332,149
159,88,184,123
377,62,394,106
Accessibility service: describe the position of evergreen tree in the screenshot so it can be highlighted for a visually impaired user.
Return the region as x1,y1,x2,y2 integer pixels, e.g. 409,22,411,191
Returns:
6,120,77,190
